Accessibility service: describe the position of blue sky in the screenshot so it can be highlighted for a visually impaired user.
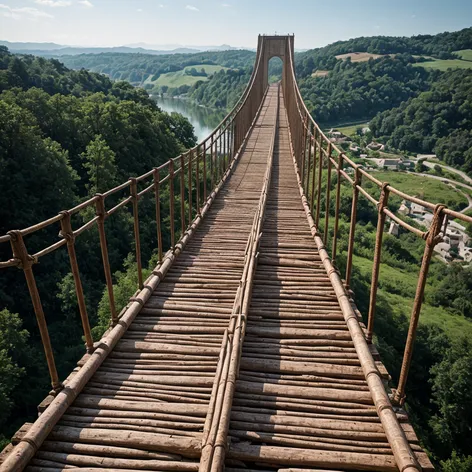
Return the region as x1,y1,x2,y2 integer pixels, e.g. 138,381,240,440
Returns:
0,0,471,49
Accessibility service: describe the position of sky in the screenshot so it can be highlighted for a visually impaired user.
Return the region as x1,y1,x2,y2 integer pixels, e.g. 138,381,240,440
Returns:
0,0,471,50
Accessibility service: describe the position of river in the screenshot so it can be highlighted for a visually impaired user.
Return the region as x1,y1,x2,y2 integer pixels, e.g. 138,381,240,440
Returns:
153,96,225,143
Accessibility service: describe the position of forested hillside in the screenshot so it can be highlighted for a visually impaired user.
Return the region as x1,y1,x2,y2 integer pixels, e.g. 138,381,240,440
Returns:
298,55,438,125
0,46,196,447
59,49,255,86
370,69,472,172
295,26,472,75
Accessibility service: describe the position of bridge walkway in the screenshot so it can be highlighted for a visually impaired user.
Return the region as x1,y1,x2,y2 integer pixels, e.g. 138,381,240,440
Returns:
2,86,433,472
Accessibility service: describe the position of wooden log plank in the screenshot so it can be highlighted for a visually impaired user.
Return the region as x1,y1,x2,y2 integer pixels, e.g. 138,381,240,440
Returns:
35,452,199,471
228,441,399,471
48,426,201,458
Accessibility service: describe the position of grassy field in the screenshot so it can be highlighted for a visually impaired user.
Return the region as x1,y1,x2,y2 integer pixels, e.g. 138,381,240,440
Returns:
454,49,472,61
353,255,472,341
333,121,370,136
335,52,384,62
311,70,329,77
144,64,228,88
413,58,472,71
373,171,468,210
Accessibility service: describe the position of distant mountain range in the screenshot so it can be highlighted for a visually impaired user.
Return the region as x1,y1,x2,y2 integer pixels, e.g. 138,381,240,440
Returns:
0,40,246,56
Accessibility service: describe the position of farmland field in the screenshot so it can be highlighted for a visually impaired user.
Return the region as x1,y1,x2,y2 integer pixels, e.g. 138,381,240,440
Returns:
372,171,468,210
413,58,472,70
332,121,370,136
144,64,228,87
454,49,472,61
335,52,384,62
311,70,329,77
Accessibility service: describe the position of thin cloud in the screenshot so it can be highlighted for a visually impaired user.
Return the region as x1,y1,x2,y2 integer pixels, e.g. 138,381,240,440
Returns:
0,4,54,19
137,8,143,12
185,5,199,11
221,3,230,6
78,0,93,7
34,0,72,6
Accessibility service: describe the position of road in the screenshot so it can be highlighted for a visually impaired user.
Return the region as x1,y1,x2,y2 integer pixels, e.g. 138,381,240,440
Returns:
405,171,472,214
421,160,472,186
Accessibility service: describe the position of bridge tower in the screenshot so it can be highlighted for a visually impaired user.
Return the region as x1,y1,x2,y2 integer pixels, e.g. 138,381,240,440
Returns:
256,34,294,88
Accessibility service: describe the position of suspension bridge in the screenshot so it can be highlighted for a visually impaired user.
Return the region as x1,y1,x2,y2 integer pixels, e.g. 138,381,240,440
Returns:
3,34,468,472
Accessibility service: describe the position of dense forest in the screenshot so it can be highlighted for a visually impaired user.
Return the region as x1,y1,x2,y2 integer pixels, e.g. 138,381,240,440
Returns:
0,46,196,447
370,69,472,172
298,54,438,125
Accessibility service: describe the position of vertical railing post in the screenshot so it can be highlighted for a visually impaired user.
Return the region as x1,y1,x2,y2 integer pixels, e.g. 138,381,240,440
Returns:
345,167,361,288
232,120,238,157
210,135,215,192
218,134,223,181
305,123,313,197
180,155,186,236
95,194,117,325
230,122,234,161
169,160,175,249
129,178,143,290
300,114,307,186
59,211,94,353
393,205,445,405
323,142,333,244
315,133,323,227
153,168,163,263
366,183,390,343
310,129,318,214
223,128,227,173
196,145,201,215
188,150,193,224
203,141,207,203
332,152,343,264
8,230,62,392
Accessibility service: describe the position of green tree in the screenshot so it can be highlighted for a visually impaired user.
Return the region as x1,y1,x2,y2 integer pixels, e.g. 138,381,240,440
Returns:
0,101,78,233
430,338,472,456
81,134,118,194
441,452,472,472
0,310,29,445
415,158,426,173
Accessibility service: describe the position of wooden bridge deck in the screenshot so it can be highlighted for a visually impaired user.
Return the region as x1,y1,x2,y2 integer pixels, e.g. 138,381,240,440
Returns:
4,86,432,472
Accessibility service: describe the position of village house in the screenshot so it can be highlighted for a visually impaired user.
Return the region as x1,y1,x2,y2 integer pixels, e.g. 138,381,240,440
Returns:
378,158,401,170
366,141,385,151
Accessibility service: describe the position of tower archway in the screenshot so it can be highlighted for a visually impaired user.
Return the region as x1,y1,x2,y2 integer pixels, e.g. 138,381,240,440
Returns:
268,56,283,83
256,35,294,87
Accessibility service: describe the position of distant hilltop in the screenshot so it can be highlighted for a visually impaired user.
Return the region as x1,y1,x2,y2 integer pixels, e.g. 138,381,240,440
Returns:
0,40,248,56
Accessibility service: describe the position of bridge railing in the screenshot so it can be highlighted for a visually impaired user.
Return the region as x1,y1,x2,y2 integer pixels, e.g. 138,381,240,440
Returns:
0,38,268,393
284,37,472,405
